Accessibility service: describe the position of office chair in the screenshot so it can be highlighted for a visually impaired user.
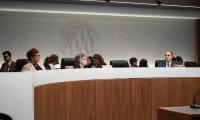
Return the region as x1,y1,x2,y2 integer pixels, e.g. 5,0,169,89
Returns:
0,113,12,120
184,61,197,67
155,60,165,67
61,58,75,69
16,59,29,72
110,60,129,68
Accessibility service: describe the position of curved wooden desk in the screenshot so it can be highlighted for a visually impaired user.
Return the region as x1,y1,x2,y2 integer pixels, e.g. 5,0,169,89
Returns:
34,68,200,120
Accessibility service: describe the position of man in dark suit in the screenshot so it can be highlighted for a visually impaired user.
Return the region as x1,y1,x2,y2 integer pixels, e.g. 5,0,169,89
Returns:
0,51,16,72
157,51,175,67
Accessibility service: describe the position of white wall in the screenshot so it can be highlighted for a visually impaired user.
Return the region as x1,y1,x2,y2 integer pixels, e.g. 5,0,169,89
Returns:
0,12,195,67
0,72,33,120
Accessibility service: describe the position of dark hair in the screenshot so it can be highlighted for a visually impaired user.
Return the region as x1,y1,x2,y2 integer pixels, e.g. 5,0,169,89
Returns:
129,57,138,67
139,59,148,67
174,56,183,64
43,57,51,66
87,56,93,61
93,54,107,68
2,51,11,57
43,57,51,70
26,48,39,61
50,54,59,64
87,56,95,68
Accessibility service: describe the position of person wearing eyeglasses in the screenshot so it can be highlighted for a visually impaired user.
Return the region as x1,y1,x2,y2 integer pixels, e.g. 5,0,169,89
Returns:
0,51,16,72
157,50,175,67
74,53,88,69
22,48,45,72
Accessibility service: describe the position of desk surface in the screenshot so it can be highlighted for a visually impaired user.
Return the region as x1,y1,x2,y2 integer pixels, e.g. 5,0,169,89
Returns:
34,77,200,120
32,68,200,86
0,68,200,120
159,106,200,115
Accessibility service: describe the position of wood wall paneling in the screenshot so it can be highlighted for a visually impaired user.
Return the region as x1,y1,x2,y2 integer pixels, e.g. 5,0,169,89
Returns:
34,78,200,120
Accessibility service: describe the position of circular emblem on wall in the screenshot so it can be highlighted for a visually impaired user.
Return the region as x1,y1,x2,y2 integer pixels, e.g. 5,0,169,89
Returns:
59,19,100,56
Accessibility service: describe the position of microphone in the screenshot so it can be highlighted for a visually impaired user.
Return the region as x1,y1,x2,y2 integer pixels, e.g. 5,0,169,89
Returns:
190,90,200,109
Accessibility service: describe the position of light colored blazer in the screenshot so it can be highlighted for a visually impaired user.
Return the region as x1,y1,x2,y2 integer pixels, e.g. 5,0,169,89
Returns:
22,62,45,72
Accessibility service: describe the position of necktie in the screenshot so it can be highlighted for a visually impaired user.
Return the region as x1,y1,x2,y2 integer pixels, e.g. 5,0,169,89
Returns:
6,63,10,72
167,63,170,67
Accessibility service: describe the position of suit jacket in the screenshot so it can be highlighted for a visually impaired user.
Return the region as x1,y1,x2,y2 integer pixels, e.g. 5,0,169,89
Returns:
0,61,16,72
157,60,175,67
22,62,45,72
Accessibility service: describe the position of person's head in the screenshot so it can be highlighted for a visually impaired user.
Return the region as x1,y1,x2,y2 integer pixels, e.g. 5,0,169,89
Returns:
26,48,40,64
50,54,59,65
75,53,87,68
2,51,12,63
87,56,94,65
43,57,51,66
174,56,183,65
129,57,138,67
93,54,107,67
165,51,174,63
139,59,148,67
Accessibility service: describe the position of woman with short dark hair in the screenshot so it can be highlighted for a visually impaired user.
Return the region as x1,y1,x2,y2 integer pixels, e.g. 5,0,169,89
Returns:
87,56,95,68
129,57,138,67
43,57,51,70
174,56,185,67
139,59,148,67
49,54,61,69
22,48,45,71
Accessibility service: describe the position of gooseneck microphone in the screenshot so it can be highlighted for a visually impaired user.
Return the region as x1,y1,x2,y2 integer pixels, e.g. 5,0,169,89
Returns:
190,90,200,109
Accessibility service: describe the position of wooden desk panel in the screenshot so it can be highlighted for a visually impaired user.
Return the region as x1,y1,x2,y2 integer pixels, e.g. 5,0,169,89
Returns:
34,78,200,120
158,108,192,120
158,106,200,120
152,78,200,120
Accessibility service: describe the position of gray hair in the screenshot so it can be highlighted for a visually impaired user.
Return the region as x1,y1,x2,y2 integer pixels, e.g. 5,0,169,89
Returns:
75,53,86,62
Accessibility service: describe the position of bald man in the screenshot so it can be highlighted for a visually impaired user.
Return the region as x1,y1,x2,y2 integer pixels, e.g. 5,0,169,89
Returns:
157,51,175,67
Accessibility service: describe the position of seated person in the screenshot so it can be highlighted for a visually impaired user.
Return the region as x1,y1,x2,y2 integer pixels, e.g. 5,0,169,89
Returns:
49,54,61,70
87,56,95,68
157,50,175,67
129,57,138,67
174,56,185,67
93,54,107,68
0,51,16,72
43,57,51,70
22,48,45,71
139,59,148,67
74,53,88,68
